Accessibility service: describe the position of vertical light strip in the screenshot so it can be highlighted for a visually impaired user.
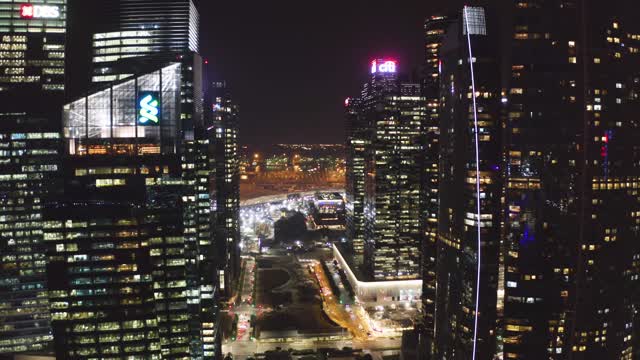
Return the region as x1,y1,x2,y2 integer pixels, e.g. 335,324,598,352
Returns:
463,6,482,360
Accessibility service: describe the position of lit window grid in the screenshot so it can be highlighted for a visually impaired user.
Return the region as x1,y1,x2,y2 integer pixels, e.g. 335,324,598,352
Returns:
462,6,487,36
0,0,66,90
0,127,60,354
90,0,199,84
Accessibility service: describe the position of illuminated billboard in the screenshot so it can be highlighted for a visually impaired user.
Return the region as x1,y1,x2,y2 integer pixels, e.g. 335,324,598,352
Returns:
20,4,60,19
137,91,161,126
370,59,397,74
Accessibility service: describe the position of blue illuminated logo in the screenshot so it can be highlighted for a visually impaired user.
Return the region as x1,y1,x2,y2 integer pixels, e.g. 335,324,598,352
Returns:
137,91,160,126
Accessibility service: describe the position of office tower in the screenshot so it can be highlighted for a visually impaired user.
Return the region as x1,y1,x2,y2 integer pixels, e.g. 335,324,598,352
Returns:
0,0,66,96
90,0,199,83
420,14,452,346
497,2,584,359
497,2,640,359
346,59,427,281
177,54,219,359
498,2,638,359
46,54,220,359
345,96,366,261
0,118,61,355
0,0,67,354
422,13,451,249
208,81,240,299
427,2,640,359
433,6,502,358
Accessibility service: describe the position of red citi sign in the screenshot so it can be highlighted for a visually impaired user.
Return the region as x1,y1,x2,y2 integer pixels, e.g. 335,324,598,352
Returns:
370,60,397,74
20,4,60,19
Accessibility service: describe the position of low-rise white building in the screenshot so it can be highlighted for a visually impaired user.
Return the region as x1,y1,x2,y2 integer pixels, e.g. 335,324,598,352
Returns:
332,244,422,306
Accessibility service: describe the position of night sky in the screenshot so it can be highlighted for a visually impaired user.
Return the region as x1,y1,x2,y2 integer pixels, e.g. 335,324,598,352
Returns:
195,0,461,145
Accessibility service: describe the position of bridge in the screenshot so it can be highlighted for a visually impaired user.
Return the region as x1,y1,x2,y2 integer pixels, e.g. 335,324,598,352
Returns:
240,188,344,207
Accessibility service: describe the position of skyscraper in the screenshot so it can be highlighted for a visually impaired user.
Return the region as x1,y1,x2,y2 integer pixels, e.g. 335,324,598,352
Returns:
0,0,66,97
0,117,61,355
47,54,220,359
420,14,452,345
346,59,427,281
497,2,640,359
90,0,199,84
207,80,240,299
0,0,67,354
432,6,502,358
426,2,640,359
345,96,367,262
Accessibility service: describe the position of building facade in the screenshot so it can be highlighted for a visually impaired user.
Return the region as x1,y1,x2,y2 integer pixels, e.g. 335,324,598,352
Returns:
425,2,640,359
0,117,61,355
48,58,220,359
433,6,502,358
310,192,345,229
0,0,66,96
0,0,67,354
345,96,367,261
207,80,240,299
498,2,640,359
420,14,452,346
346,59,427,281
90,0,199,84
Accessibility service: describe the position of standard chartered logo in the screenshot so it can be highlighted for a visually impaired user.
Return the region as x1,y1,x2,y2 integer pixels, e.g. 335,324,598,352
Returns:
138,92,160,125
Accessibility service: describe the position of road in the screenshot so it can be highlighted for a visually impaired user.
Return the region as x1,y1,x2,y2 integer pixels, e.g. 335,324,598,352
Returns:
234,256,257,342
224,256,274,355
223,258,401,359
239,189,343,207
311,261,377,341
224,337,401,360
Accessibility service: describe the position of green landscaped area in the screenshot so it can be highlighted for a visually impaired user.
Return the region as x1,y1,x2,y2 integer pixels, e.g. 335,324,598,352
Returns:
254,255,342,338
256,267,291,307
260,268,290,292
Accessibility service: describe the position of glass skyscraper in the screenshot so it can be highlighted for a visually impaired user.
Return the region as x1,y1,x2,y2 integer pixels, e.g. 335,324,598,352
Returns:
503,3,640,359
346,59,427,281
345,96,367,262
0,117,61,354
48,56,220,359
90,0,199,84
432,6,502,358
0,0,66,96
207,81,240,299
420,14,452,346
424,2,640,359
0,0,67,355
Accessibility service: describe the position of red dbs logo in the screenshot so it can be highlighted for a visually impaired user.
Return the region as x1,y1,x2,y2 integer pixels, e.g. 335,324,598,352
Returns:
19,4,60,18
20,4,34,18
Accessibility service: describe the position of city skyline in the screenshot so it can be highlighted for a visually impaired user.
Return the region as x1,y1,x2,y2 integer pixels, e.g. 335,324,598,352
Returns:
199,0,640,146
61,0,640,147
2,1,640,359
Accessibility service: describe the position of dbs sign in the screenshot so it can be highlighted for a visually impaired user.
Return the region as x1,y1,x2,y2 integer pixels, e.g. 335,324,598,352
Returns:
370,59,397,74
20,4,61,19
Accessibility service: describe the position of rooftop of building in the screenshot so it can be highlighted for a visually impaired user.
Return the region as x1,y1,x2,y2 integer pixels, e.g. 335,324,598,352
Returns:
315,192,344,201
333,242,371,282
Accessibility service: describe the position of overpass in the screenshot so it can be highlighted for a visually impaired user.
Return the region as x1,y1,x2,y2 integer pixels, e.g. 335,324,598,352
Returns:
240,188,344,208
